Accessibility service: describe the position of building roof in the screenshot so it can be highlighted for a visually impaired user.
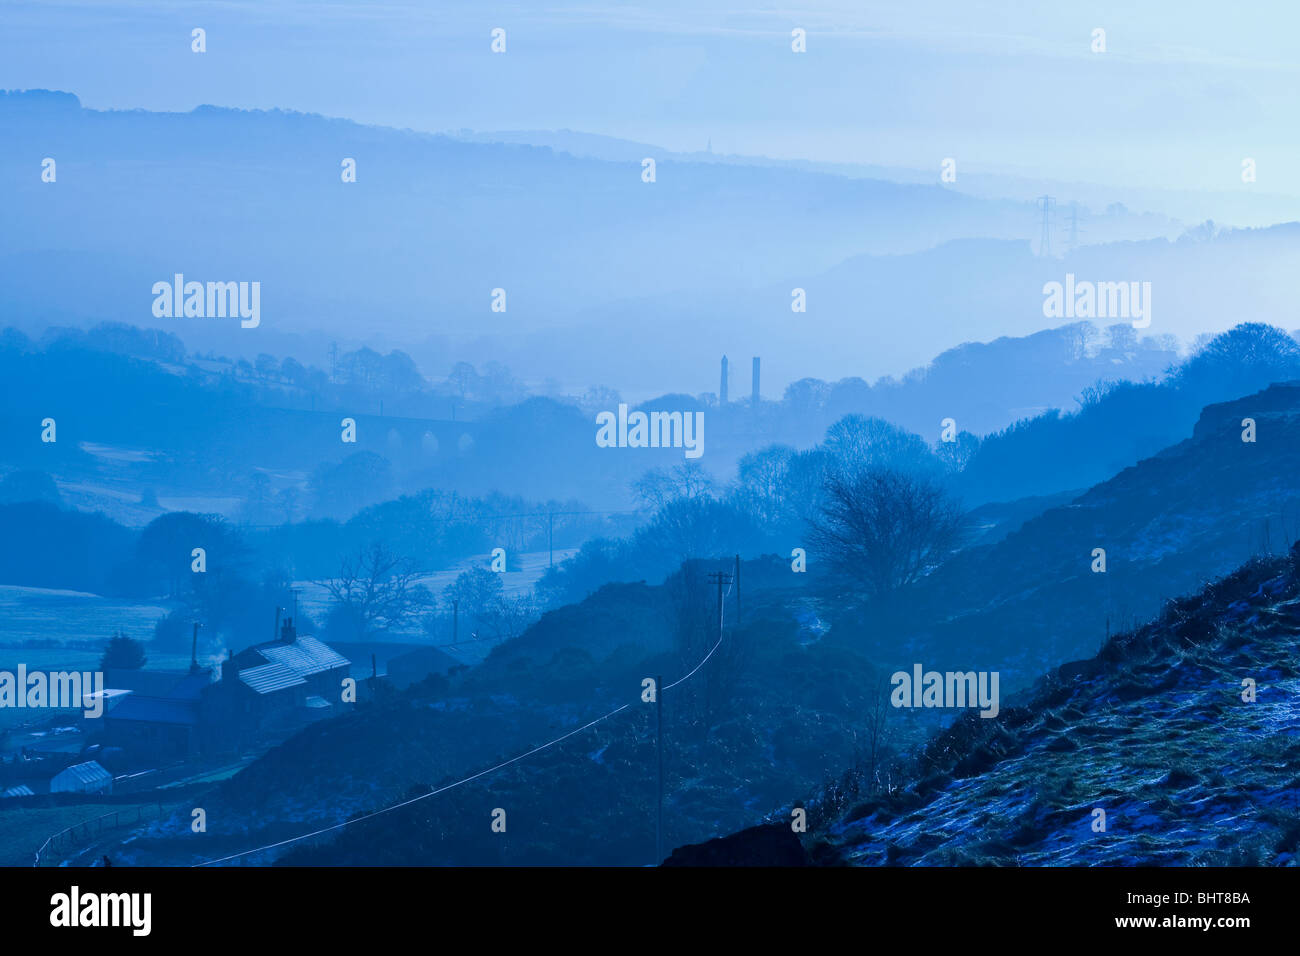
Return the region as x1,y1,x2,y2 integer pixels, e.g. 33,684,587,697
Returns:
223,634,350,696
104,669,212,700
258,636,350,678
238,662,307,695
436,639,501,669
387,646,463,686
54,760,111,786
1,785,34,798
106,696,199,726
85,688,134,710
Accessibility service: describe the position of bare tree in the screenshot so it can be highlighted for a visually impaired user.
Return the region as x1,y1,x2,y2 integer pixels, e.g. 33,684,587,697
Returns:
435,566,539,642
631,461,715,512
731,445,795,524
486,592,540,642
322,543,430,640
934,431,980,474
809,466,965,603
822,415,936,476
638,495,745,566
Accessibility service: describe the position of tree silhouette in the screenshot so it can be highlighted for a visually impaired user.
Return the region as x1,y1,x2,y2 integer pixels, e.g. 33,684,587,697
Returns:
809,466,965,603
322,543,429,641
100,632,147,670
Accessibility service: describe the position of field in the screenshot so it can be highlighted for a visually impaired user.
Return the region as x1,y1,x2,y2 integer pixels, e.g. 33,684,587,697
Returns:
293,547,577,628
0,584,168,647
0,801,169,866
0,584,181,731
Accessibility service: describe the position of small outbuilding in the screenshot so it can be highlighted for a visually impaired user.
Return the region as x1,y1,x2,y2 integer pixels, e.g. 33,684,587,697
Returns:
50,760,113,795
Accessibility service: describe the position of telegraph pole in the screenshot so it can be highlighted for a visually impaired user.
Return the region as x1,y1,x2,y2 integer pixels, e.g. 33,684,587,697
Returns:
701,571,731,747
718,572,725,640
706,571,731,643
734,554,741,626
655,673,664,865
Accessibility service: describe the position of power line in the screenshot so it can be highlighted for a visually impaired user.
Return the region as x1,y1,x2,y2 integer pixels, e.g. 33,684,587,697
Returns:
666,570,733,691
191,627,727,867
193,704,633,866
661,634,723,692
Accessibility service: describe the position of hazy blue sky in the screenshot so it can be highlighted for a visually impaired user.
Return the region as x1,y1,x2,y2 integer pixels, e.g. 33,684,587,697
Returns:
4,0,1299,195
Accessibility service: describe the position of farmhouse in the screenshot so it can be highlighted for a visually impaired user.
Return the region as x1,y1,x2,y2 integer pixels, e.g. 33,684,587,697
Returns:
93,618,351,761
101,668,212,760
200,617,351,753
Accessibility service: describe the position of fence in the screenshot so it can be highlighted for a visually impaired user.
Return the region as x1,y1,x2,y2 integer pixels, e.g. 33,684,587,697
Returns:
33,801,177,867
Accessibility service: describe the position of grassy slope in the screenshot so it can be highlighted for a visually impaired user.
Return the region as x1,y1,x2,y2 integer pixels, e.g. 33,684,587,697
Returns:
811,552,1300,866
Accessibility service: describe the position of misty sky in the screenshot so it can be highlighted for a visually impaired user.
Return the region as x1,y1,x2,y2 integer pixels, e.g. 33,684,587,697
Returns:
4,0,1299,196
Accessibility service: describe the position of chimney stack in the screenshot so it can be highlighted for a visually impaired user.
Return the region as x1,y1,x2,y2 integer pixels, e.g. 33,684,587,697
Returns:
190,622,201,673
719,355,729,405
221,649,236,684
751,357,761,405
280,616,297,644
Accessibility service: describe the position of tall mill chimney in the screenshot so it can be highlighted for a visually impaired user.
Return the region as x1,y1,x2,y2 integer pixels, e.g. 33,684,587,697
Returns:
190,622,201,673
751,357,761,405
719,355,729,405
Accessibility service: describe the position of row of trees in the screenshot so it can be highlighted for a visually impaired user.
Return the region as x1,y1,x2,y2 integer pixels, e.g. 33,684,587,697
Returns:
540,412,972,607
200,345,532,409
322,544,538,645
140,531,540,653
597,323,1300,609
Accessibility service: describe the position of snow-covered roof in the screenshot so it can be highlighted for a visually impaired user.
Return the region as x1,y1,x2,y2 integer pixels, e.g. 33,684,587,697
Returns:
238,662,308,695
258,636,350,677
55,760,111,786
